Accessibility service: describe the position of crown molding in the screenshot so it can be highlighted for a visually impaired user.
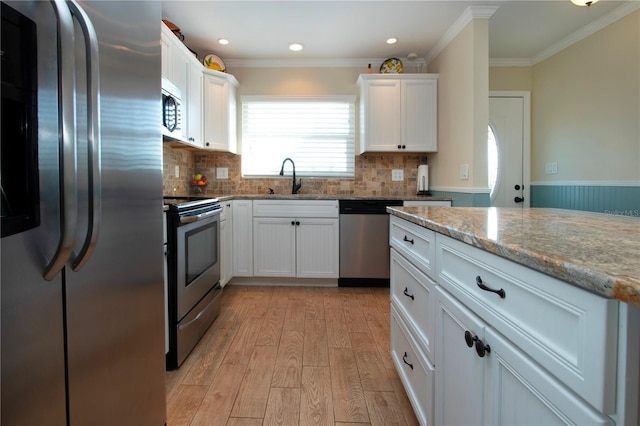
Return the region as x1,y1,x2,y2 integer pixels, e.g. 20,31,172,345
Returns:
426,5,499,65
226,2,636,70
489,58,533,67
225,57,427,69
530,0,639,65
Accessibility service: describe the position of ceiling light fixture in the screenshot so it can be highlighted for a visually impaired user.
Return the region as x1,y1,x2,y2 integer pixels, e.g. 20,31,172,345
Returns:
386,37,398,45
289,43,304,52
571,0,598,6
217,38,229,45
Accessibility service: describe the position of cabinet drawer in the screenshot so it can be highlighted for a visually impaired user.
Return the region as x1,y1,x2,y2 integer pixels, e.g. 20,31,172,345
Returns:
253,199,338,218
436,234,619,412
391,306,433,426
391,248,435,362
390,216,436,278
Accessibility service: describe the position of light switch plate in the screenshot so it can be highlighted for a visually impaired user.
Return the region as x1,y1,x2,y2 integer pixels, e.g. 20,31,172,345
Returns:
216,167,229,179
174,165,179,178
391,169,404,181
545,162,558,174
460,164,469,180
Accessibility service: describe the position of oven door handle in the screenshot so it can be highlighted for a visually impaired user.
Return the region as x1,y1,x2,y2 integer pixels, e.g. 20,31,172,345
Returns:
179,207,222,224
177,287,220,329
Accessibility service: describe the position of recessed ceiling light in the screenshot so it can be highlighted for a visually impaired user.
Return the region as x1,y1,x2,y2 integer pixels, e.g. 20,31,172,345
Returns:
218,38,229,45
386,37,398,45
289,43,304,52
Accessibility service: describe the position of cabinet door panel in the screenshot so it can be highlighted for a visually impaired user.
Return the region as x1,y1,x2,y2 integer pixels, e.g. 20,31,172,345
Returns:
402,79,437,151
253,218,296,277
232,200,253,277
435,286,486,426
361,79,401,151
484,328,613,426
186,64,203,146
296,218,338,278
203,73,237,153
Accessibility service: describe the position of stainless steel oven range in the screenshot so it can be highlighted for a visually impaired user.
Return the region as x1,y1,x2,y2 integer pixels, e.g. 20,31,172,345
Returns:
164,197,223,369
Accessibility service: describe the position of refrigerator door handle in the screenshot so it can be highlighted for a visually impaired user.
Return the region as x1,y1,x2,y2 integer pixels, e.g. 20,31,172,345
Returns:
44,0,78,281
68,0,102,272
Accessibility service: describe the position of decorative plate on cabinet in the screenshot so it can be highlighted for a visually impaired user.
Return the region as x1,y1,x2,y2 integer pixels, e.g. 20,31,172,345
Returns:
203,54,226,72
380,58,403,74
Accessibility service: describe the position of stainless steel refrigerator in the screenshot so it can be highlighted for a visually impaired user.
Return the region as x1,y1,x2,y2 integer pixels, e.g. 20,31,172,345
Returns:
1,1,166,424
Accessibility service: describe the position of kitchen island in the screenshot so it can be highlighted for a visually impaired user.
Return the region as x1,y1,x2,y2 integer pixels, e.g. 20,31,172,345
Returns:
387,206,640,305
386,206,639,426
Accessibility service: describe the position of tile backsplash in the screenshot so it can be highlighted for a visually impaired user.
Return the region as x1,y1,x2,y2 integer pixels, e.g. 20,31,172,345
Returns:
162,144,194,196
163,143,428,197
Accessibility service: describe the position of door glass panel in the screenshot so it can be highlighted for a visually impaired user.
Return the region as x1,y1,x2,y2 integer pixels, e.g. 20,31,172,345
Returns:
488,125,499,202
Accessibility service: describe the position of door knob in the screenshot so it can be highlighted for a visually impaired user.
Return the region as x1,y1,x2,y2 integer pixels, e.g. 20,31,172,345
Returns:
514,196,524,203
514,184,521,190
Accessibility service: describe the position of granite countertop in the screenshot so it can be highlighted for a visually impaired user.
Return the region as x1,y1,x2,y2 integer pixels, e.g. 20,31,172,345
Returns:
216,194,451,202
387,206,640,307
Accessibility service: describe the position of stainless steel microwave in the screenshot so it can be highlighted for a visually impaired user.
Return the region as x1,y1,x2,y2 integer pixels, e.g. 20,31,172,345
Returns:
161,77,183,140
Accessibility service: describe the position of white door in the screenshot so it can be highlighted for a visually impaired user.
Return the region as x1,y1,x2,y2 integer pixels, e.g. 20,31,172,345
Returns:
488,94,530,207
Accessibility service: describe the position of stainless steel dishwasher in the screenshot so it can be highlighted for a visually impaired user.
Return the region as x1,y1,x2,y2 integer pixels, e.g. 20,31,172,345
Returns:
338,199,403,287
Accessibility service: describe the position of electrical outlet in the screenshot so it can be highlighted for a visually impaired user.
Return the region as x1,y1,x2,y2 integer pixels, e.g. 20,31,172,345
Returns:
174,165,179,178
545,162,558,174
460,164,469,180
216,167,229,179
391,169,404,181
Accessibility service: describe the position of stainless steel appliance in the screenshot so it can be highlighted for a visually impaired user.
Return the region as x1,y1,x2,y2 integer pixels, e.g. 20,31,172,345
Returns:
338,199,403,287
1,1,165,424
161,77,184,142
164,197,223,369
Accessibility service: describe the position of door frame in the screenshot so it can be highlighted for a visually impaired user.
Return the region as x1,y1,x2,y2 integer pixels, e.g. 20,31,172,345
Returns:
489,91,531,208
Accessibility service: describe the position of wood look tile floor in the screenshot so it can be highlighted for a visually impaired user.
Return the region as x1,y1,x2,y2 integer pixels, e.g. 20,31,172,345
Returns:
165,285,420,426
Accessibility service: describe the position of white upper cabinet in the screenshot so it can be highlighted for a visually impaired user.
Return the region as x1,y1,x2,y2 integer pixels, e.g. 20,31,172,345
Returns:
358,74,438,153
203,70,238,153
161,22,203,148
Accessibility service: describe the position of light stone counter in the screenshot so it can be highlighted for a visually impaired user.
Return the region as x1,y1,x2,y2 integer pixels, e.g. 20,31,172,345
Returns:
387,206,640,307
216,194,451,202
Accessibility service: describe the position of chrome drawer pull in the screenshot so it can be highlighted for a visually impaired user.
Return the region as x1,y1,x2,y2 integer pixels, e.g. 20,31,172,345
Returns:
403,235,414,244
476,275,506,299
402,352,414,370
403,287,415,300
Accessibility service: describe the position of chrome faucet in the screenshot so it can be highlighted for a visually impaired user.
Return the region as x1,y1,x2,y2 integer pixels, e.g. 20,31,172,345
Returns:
279,157,302,194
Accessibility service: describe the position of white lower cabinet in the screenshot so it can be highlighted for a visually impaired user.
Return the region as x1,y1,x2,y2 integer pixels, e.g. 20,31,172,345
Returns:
435,286,612,426
390,215,624,425
219,201,233,287
391,305,434,426
232,200,253,277
252,200,339,279
434,286,485,426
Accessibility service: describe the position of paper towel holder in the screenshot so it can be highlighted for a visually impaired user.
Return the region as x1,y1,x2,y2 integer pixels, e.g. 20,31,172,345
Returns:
417,160,431,196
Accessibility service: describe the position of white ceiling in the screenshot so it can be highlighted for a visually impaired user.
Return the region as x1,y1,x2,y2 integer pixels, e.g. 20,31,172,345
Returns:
161,0,633,68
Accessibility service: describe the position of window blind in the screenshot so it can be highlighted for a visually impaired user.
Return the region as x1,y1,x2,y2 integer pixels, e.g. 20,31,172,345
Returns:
241,96,355,177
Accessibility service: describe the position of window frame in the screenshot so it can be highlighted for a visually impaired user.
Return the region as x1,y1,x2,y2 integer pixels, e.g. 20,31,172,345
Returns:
240,95,356,178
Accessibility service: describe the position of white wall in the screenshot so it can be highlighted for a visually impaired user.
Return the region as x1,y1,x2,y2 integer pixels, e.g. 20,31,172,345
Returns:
428,19,490,193
530,10,639,183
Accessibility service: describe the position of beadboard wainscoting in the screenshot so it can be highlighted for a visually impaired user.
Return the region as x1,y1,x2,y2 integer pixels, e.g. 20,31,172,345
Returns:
530,183,640,216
